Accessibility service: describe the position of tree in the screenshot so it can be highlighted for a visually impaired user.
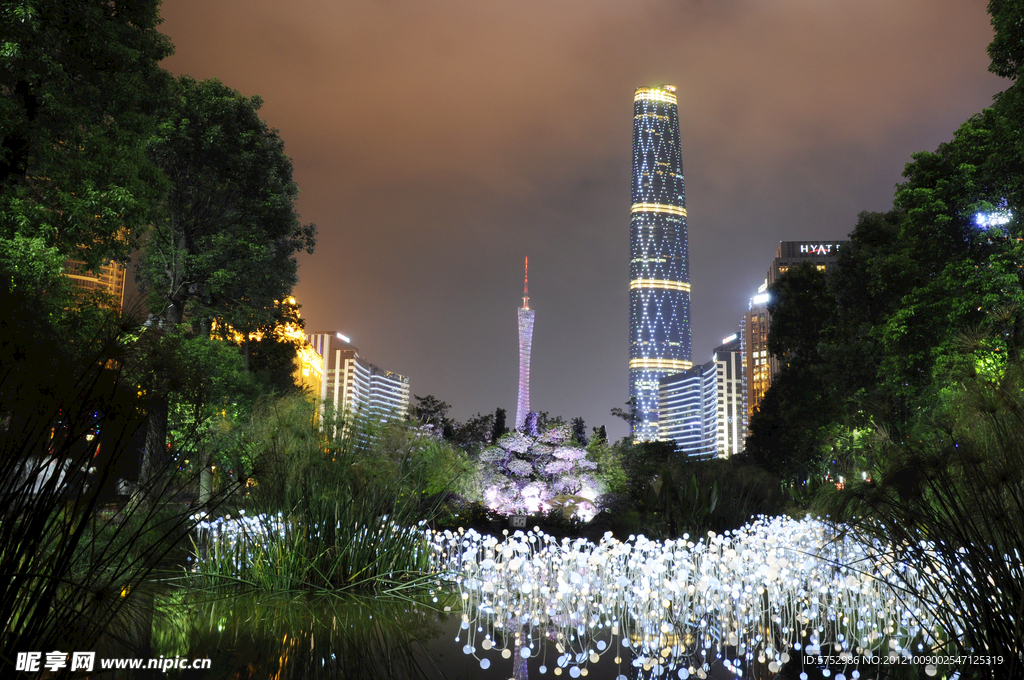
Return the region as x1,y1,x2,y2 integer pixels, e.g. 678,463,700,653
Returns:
0,0,173,284
141,76,315,334
765,262,830,367
746,0,1024,487
817,305,1024,667
619,439,676,504
411,394,453,435
584,428,625,498
449,411,494,453
490,407,507,443
570,417,587,446
988,0,1024,79
817,210,905,420
478,425,599,518
135,331,255,503
228,296,306,393
610,399,637,430
137,76,315,485
742,262,838,482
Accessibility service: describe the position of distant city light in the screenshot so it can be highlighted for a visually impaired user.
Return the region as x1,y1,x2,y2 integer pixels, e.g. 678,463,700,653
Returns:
336,332,351,343
975,209,1012,228
722,333,738,344
752,293,770,306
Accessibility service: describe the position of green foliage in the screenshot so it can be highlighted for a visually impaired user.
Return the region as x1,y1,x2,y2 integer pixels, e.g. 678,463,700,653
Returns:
766,261,830,366
0,281,209,661
745,366,833,484
411,395,512,454
223,296,306,394
988,0,1024,79
0,0,173,274
750,8,1024,651
638,457,785,538
601,437,783,538
139,75,315,330
159,332,255,448
585,432,627,496
135,76,316,483
619,439,676,504
816,308,1024,670
448,410,495,452
411,394,453,436
186,397,473,592
749,58,1024,485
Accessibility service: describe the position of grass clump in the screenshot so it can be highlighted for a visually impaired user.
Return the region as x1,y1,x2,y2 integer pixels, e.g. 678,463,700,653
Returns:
186,396,472,593
0,290,214,661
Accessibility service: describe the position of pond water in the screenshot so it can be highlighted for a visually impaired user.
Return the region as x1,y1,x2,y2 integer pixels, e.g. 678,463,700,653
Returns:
126,515,978,680
147,592,738,680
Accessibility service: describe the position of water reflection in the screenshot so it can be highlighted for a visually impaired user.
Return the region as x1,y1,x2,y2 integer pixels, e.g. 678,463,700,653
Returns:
147,513,982,679
150,591,728,680
152,591,456,680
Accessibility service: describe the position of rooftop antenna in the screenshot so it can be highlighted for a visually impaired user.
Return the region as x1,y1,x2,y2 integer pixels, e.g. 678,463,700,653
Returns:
522,257,530,310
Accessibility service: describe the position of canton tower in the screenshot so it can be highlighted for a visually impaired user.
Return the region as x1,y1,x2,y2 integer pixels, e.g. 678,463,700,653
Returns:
629,85,691,442
515,257,535,431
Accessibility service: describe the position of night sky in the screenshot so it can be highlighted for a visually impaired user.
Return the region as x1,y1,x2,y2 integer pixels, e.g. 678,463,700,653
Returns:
157,0,1004,441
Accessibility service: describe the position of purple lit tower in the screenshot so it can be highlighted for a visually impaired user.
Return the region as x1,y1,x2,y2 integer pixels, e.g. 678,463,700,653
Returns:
515,257,535,431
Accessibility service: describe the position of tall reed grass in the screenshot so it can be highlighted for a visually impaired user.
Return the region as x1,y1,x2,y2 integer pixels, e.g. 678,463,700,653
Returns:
0,302,213,662
184,397,470,592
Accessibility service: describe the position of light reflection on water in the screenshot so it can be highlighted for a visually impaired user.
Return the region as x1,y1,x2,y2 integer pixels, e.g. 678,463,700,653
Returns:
149,592,722,680
147,514,980,679
152,591,456,680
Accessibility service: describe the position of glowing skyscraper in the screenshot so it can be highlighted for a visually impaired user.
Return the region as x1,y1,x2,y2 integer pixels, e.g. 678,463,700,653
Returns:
515,257,535,431
629,85,691,442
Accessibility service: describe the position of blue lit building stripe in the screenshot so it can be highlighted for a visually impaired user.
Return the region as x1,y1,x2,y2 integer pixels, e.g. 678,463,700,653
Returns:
629,85,691,442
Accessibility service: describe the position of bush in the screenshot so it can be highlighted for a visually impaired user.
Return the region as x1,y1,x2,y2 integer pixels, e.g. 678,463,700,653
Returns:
187,399,473,592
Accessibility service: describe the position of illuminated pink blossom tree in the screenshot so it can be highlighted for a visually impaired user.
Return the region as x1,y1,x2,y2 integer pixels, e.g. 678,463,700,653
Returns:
479,424,600,518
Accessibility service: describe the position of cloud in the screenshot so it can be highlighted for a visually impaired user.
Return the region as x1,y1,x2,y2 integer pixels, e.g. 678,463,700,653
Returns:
159,0,1003,435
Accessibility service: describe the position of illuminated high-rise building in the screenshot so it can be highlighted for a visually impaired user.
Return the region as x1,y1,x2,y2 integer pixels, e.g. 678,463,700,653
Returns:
64,258,127,313
515,258,535,431
712,334,746,457
658,334,746,459
629,85,691,442
743,289,771,421
307,332,409,423
744,240,847,420
766,241,846,288
658,361,716,459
